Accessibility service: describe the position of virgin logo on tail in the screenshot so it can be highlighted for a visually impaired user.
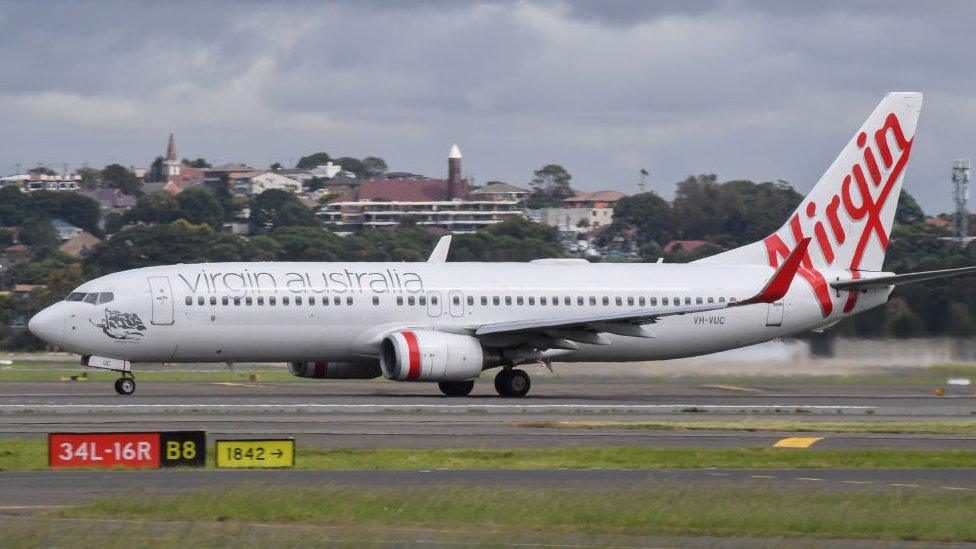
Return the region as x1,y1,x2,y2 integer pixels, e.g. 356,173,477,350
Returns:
763,113,914,317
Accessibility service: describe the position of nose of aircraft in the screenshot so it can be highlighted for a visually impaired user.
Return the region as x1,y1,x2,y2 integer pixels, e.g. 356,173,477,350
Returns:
28,304,64,347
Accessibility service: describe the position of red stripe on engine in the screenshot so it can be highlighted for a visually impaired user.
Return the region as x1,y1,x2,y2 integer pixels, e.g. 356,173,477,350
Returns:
314,362,326,378
403,331,421,381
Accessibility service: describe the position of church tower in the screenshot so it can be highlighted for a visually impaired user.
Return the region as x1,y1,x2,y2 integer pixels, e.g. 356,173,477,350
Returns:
447,143,467,200
163,133,181,184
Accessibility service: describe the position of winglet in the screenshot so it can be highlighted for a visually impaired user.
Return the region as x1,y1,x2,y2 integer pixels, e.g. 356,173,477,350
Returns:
738,238,811,305
427,235,452,263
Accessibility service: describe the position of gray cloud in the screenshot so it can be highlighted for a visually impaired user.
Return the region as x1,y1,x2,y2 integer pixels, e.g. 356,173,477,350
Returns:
0,0,973,213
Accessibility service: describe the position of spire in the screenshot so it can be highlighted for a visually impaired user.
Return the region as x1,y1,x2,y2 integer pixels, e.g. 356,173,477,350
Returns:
166,133,176,161
449,143,462,159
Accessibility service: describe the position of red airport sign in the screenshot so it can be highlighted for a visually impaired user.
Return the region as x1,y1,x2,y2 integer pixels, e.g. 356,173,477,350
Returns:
48,431,206,469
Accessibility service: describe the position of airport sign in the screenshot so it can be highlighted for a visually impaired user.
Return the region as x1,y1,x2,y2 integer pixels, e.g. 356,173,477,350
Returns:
215,439,295,468
48,431,206,469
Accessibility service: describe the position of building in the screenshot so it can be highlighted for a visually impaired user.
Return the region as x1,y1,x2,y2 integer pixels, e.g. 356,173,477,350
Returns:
318,145,523,233
562,190,627,209
232,171,303,197
51,219,83,240
58,232,101,258
469,182,530,202
0,173,81,192
75,188,137,215
538,207,614,233
144,134,207,195
309,161,347,179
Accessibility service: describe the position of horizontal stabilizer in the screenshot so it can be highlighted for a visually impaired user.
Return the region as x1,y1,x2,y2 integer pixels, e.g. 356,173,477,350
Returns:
831,266,976,290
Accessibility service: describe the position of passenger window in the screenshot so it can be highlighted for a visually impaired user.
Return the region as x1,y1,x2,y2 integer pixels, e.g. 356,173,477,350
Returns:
466,296,473,306
648,297,655,306
696,297,703,304
346,296,353,305
270,296,277,305
685,297,691,305
431,295,439,306
234,297,241,306
408,296,416,306
184,296,192,306
295,296,303,305
589,297,596,306
540,297,547,305
334,296,341,305
719,297,726,302
372,296,379,305
197,296,205,306
577,296,584,305
602,296,609,306
210,296,217,306
309,296,316,305
452,295,460,306
397,296,404,306
627,297,634,306
283,296,290,306
493,296,500,305
552,296,559,305
528,296,535,305
708,297,714,303
257,296,264,305
564,297,571,305
615,296,622,306
505,296,512,306
662,297,669,306
67,292,86,302
222,296,229,306
419,296,427,306
481,296,488,306
516,296,524,305
245,296,253,306
98,293,115,305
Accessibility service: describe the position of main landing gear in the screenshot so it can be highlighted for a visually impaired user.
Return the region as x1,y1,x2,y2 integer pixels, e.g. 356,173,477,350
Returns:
494,368,531,398
438,380,475,397
114,374,136,395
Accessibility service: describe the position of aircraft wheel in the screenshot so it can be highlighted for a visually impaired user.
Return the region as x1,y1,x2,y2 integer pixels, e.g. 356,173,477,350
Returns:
495,368,530,398
116,377,136,395
438,380,475,397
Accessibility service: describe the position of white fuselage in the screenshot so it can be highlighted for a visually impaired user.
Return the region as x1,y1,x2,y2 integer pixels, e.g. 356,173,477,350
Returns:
36,261,891,365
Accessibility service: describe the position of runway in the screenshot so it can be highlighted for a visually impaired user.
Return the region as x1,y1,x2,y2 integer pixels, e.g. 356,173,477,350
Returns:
2,379,975,450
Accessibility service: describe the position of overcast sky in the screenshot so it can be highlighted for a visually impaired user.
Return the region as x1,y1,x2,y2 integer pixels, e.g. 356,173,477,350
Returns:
0,0,973,213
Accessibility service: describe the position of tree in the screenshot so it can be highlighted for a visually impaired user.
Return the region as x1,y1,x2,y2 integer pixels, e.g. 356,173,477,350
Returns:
0,186,30,226
177,188,224,230
531,164,573,198
896,189,925,225
296,152,331,169
249,189,318,234
19,217,58,249
149,156,164,183
50,192,101,235
270,162,284,171
124,192,182,225
270,226,345,261
76,167,101,189
335,157,367,179
28,166,56,176
183,158,212,169
609,191,674,246
83,221,216,277
362,156,388,178
101,164,142,195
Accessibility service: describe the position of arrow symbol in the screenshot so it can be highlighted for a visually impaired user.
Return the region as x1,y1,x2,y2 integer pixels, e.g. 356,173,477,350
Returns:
271,449,283,458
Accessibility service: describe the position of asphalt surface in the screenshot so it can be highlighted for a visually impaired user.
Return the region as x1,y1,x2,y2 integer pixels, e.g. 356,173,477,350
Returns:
2,379,976,450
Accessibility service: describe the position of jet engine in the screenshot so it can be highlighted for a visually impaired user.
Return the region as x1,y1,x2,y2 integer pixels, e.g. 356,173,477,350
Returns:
379,330,500,382
288,360,381,379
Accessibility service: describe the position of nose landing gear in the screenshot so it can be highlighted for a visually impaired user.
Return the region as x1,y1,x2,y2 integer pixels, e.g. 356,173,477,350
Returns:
494,368,530,398
114,375,136,395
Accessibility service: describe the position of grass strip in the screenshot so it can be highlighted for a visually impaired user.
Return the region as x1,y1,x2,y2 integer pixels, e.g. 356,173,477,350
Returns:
516,419,976,435
55,484,976,542
4,438,976,471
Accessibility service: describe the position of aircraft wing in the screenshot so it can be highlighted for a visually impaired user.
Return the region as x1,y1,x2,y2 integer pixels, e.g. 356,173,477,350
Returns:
474,238,811,347
830,266,976,291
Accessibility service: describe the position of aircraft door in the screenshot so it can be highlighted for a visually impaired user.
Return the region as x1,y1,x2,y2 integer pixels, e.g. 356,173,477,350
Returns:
148,276,175,326
765,301,784,327
427,291,443,317
448,290,464,317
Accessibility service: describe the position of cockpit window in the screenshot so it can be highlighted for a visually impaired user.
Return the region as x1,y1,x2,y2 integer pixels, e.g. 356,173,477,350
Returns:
66,292,86,302
83,293,99,304
96,292,114,304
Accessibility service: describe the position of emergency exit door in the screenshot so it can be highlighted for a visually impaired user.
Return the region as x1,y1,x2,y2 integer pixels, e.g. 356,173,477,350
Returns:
148,276,174,326
765,301,784,327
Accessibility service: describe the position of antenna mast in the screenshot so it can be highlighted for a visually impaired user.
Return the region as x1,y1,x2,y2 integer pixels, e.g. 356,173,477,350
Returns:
952,159,971,241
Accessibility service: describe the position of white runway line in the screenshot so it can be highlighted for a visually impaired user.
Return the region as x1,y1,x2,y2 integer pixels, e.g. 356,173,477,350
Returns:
0,403,876,412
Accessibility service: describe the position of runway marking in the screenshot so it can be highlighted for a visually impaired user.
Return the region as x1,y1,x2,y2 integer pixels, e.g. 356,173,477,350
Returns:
699,384,763,393
750,474,776,479
843,481,872,485
773,437,824,448
890,483,920,488
942,486,975,491
706,472,729,476
795,477,825,482
0,403,877,413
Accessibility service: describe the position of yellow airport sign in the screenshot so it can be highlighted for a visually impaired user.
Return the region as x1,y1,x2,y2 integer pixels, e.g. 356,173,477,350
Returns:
215,439,295,468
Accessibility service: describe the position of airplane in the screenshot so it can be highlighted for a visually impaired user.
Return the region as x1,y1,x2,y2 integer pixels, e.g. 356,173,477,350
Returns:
27,92,976,397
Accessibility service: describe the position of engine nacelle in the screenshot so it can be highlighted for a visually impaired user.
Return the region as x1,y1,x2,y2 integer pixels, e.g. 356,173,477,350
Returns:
380,330,499,382
288,361,381,379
